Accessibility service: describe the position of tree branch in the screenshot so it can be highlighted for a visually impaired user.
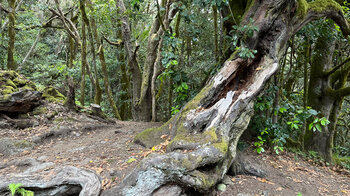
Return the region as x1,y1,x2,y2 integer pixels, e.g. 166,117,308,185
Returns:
0,3,10,13
50,0,81,44
301,0,350,37
325,56,350,76
103,35,123,46
329,86,350,97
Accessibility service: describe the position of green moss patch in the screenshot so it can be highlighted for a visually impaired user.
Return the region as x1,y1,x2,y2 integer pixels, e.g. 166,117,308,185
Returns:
13,140,34,148
0,70,37,96
308,0,343,14
42,86,66,103
134,117,173,148
297,0,309,18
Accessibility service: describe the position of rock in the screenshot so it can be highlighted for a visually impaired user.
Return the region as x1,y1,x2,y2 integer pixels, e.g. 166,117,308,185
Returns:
42,86,65,103
0,71,41,113
0,138,33,156
222,175,234,185
217,184,226,192
0,89,42,113
37,156,48,161
153,185,183,196
0,70,37,95
46,111,57,120
109,170,122,177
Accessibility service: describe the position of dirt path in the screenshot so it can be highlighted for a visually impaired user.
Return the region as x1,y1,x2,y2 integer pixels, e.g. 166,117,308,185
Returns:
0,106,349,195
221,151,350,196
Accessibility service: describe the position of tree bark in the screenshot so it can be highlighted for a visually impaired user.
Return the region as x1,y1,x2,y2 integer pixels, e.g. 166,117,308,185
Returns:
64,36,77,111
84,0,102,105
304,26,340,162
104,1,350,195
7,0,16,70
79,0,89,106
117,0,178,121
116,0,143,121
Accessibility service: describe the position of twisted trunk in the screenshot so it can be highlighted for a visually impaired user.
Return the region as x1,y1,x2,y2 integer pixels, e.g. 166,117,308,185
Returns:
103,1,349,195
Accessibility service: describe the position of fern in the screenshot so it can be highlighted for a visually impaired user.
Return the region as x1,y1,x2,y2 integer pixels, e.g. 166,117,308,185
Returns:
8,183,34,196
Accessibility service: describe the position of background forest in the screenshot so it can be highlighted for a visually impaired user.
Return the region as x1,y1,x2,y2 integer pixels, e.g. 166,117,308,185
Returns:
0,0,350,171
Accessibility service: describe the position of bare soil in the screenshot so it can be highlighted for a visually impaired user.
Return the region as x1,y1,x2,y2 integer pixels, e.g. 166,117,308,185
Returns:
0,102,349,196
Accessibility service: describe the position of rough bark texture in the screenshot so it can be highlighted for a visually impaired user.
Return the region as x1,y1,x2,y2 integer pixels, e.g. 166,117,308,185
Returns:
305,31,336,161
106,0,350,195
116,0,143,121
7,0,16,70
117,0,177,121
0,159,101,196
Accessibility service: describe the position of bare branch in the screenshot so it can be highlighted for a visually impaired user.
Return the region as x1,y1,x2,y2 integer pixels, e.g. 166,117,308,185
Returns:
0,3,10,13
103,35,123,46
51,0,81,44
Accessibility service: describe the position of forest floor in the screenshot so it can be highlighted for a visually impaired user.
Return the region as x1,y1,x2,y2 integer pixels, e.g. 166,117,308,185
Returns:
0,102,349,196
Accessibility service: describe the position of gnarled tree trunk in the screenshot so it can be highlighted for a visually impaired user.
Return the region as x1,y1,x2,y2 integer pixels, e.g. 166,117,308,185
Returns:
105,0,349,195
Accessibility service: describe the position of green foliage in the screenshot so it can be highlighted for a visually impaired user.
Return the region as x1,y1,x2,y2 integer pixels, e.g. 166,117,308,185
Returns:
230,18,259,59
333,154,350,170
8,183,34,196
250,86,329,154
254,128,267,154
308,117,330,132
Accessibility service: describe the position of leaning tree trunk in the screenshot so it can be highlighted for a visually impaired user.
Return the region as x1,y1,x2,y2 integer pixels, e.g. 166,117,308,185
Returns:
105,0,350,195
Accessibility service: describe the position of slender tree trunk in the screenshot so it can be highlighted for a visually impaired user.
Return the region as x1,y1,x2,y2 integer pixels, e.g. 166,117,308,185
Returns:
94,30,121,119
7,0,16,70
64,36,77,110
85,0,102,105
79,7,87,106
89,8,121,119
300,41,310,149
213,5,219,64
117,26,131,120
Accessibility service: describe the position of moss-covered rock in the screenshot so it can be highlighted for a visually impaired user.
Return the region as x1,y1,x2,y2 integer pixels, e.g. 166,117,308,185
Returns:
0,70,37,96
42,86,66,103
